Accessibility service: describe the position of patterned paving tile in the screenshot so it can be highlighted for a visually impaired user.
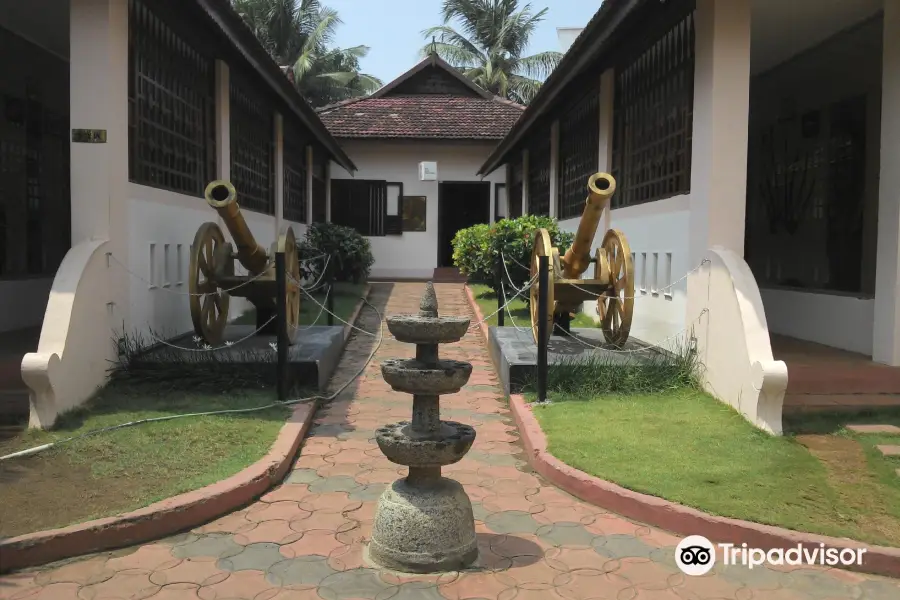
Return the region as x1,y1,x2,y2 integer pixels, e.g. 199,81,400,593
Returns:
4,283,900,600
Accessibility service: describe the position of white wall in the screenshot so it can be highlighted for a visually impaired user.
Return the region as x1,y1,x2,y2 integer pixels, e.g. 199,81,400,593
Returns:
126,183,302,340
329,140,506,279
558,195,692,347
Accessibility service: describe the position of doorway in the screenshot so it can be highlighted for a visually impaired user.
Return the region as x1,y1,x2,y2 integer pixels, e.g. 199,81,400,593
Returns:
437,181,491,268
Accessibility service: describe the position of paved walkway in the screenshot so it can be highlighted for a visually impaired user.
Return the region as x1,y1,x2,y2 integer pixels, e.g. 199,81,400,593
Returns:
2,283,900,600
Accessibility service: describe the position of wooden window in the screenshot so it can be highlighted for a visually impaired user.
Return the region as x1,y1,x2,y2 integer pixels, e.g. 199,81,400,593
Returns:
311,148,326,223
331,179,388,236
611,9,695,208
495,183,507,220
230,70,275,215
557,81,600,219
508,160,523,218
527,126,551,216
283,123,307,224
402,196,427,232
128,0,215,197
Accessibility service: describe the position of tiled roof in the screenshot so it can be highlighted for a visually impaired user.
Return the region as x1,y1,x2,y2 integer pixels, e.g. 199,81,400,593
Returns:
317,94,525,140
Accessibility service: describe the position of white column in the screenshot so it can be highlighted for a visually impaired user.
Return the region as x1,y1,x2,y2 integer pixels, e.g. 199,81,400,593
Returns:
522,149,530,215
274,113,284,235
873,0,900,366
687,0,751,265
325,160,332,223
489,182,496,224
306,145,314,225
69,0,129,319
549,120,559,218
598,69,615,233
214,60,230,181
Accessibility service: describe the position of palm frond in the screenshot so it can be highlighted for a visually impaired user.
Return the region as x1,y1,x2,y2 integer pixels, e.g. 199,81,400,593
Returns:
515,50,562,81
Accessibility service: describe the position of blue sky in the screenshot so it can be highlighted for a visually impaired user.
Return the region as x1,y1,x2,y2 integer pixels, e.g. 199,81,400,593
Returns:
325,0,602,85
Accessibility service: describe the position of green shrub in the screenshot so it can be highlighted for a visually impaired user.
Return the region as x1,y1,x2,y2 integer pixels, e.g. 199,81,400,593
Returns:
451,215,575,292
297,222,374,284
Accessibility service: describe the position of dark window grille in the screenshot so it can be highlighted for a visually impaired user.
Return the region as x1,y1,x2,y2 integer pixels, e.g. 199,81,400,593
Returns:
311,150,326,222
128,0,215,197
230,72,275,215
557,84,600,219
527,131,551,216
611,11,695,208
283,124,307,224
508,160,523,218
331,179,387,236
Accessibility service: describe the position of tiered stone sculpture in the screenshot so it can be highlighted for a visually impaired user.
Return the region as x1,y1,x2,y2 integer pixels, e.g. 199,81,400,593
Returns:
367,282,478,572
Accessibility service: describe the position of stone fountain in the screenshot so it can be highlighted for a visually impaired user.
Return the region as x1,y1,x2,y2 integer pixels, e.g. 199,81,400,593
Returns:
367,282,478,573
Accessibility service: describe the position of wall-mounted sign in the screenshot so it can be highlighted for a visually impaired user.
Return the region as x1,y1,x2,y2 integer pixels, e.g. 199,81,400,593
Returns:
72,129,107,143
418,161,437,181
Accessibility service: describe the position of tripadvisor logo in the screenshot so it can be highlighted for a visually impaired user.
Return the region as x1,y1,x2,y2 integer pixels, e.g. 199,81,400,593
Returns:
675,535,867,576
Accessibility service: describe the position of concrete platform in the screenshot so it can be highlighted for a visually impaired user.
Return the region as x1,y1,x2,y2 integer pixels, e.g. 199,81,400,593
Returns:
142,325,345,391
488,326,653,394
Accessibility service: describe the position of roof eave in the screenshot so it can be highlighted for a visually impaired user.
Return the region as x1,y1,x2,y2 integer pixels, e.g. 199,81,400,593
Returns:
194,0,357,173
477,0,649,176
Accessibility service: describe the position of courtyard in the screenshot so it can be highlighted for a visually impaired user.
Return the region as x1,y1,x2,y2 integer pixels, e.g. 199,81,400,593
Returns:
2,283,899,599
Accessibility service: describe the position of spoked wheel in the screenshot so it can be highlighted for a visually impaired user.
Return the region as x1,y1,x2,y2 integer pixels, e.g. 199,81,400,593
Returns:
190,222,230,345
278,227,301,344
530,228,556,346
597,229,634,347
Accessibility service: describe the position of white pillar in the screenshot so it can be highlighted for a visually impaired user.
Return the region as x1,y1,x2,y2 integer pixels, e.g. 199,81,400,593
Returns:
325,160,332,223
598,69,615,233
873,0,900,366
306,145,314,225
522,149,530,215
489,182,496,224
214,60,230,181
69,0,129,319
549,120,559,218
687,0,751,265
274,113,284,235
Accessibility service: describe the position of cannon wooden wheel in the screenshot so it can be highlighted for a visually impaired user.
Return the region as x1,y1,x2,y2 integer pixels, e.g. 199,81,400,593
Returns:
530,228,557,346
190,222,231,345
596,229,634,347
278,227,301,343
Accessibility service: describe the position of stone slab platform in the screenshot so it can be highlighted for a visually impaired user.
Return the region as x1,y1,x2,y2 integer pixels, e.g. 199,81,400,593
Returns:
488,325,653,394
142,325,344,391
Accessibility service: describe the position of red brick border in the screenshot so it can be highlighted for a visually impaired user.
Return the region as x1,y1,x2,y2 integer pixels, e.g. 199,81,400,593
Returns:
463,284,900,579
0,285,372,573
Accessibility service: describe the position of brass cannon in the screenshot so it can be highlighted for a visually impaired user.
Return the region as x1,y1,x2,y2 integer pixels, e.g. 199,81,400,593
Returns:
189,180,301,345
529,172,635,346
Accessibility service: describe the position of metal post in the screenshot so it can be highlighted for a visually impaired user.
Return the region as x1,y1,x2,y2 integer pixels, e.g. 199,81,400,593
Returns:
496,254,505,327
275,250,288,401
537,254,549,403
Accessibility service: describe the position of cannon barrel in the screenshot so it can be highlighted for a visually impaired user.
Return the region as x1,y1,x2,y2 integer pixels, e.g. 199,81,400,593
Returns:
561,173,617,279
204,180,271,275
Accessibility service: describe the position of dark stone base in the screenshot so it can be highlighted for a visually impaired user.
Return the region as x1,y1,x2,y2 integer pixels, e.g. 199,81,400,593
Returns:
142,325,344,391
488,326,653,395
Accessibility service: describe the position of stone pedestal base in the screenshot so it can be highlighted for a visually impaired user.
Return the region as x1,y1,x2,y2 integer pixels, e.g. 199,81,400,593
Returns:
368,477,477,573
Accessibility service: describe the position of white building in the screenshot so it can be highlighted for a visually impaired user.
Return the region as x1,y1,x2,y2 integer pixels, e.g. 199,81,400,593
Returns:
480,0,900,429
0,0,357,429
317,55,524,280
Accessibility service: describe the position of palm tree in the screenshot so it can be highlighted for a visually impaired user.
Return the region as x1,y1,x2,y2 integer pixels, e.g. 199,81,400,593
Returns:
421,0,563,104
232,0,382,106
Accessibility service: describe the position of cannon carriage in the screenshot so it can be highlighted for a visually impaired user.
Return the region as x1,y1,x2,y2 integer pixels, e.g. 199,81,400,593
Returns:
189,180,301,346
529,172,635,347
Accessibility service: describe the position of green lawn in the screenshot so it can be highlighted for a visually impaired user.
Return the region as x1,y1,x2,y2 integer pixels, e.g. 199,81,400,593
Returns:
235,281,366,327
531,389,900,546
0,382,289,538
469,283,599,328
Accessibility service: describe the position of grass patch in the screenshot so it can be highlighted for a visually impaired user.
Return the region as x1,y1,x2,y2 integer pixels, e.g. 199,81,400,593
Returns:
0,333,299,537
531,388,900,546
469,283,598,329
234,282,366,327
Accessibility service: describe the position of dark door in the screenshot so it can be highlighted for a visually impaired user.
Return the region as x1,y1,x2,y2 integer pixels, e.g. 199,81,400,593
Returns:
437,181,491,267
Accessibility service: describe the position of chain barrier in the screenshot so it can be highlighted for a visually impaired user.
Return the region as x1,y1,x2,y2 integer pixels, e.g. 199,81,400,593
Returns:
302,255,332,291
290,274,378,337
551,308,709,355
499,280,530,333
567,259,711,301
292,285,331,332
143,316,277,353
